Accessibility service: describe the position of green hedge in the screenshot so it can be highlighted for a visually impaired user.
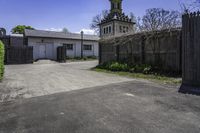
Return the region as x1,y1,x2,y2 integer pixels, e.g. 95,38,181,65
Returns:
0,41,4,81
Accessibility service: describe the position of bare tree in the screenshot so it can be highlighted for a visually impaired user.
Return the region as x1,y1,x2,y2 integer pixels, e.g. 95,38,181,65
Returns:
178,0,200,13
137,8,181,32
90,10,109,33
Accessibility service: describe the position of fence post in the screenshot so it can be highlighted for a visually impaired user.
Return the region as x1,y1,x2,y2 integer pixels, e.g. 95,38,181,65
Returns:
99,43,102,64
141,35,145,64
179,12,200,95
116,45,120,62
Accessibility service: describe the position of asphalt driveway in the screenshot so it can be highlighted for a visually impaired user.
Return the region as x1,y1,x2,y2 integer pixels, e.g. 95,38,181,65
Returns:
0,60,135,102
0,60,200,133
0,81,200,133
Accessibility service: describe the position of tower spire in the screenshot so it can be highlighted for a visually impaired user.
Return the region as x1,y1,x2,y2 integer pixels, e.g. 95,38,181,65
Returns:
109,0,123,14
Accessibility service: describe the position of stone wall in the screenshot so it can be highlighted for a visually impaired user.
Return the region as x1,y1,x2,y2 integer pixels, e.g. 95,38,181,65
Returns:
99,28,182,73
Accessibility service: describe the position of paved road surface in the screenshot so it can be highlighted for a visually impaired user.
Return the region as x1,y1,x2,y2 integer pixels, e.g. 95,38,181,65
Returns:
0,60,199,133
0,61,134,101
0,81,200,133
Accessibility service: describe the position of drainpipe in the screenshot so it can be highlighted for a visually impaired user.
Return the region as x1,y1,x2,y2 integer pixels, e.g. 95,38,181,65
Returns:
81,31,84,58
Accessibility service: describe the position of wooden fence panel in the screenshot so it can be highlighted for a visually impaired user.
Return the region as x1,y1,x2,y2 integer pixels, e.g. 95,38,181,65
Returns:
57,46,66,62
180,12,200,95
99,28,182,73
6,46,33,64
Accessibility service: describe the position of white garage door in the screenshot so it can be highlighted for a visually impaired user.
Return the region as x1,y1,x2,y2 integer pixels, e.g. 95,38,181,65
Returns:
45,44,54,59
39,44,46,59
33,43,54,60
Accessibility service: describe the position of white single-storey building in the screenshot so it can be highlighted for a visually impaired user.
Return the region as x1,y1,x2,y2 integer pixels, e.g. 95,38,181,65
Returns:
24,29,99,60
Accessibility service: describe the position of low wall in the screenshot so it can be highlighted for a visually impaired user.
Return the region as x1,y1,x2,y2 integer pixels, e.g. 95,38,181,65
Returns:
99,28,182,73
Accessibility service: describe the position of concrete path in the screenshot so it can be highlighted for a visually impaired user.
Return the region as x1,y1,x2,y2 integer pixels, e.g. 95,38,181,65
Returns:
0,81,200,133
0,60,134,102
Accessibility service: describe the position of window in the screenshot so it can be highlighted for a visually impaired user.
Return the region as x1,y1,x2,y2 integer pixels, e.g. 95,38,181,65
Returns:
118,3,120,9
114,3,118,8
112,3,115,9
64,44,73,50
123,26,126,33
83,45,92,51
119,26,129,33
103,26,112,34
126,27,129,32
109,26,112,33
119,26,122,33
106,27,109,34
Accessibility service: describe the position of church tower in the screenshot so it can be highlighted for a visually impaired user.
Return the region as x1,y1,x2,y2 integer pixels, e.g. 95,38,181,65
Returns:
99,0,135,39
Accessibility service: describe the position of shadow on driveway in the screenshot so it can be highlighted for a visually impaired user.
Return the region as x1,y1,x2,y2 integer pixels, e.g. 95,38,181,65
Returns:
0,81,200,133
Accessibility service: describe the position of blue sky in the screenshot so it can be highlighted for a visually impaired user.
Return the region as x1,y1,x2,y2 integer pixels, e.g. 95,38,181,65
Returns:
0,0,188,34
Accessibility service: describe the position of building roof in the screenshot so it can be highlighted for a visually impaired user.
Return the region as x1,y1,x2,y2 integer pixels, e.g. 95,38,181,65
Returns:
99,0,135,25
10,34,24,37
100,12,134,25
24,29,99,41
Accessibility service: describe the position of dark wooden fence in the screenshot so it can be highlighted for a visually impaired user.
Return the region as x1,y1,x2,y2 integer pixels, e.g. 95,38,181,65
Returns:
180,12,200,95
99,28,182,73
1,36,34,64
5,46,33,64
57,46,66,62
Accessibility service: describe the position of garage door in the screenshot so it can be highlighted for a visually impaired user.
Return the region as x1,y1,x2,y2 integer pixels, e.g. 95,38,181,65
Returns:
34,43,54,60
45,44,54,59
39,44,46,59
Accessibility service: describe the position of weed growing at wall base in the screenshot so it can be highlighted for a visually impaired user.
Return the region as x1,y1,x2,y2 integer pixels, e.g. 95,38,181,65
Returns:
0,41,4,81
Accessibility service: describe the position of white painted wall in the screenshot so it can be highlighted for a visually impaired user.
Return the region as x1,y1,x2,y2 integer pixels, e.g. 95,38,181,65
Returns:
28,37,99,60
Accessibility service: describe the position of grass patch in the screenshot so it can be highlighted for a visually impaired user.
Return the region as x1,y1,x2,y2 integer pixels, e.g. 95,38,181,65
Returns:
93,61,182,84
94,68,182,84
66,56,97,62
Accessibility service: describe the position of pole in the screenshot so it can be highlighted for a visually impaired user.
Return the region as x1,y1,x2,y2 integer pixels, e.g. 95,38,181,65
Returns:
81,31,84,58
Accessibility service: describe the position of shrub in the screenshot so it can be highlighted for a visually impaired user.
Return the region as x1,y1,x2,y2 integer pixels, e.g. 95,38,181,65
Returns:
96,61,180,77
97,61,129,72
131,64,152,74
0,41,4,81
87,56,97,59
143,66,152,74
66,56,73,60
83,57,87,60
97,61,153,74
74,57,82,60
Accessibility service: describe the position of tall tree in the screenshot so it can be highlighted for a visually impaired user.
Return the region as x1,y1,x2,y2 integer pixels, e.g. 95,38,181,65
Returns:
11,25,35,34
90,10,109,33
137,8,181,32
62,28,70,33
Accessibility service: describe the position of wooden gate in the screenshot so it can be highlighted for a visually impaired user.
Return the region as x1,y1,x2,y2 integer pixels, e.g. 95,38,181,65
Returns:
57,46,66,62
6,46,33,64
